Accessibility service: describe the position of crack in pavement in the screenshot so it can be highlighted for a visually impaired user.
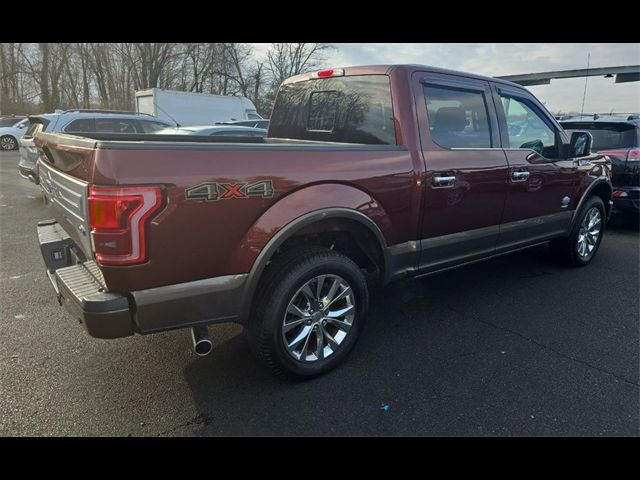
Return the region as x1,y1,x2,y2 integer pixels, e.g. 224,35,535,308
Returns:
445,304,640,388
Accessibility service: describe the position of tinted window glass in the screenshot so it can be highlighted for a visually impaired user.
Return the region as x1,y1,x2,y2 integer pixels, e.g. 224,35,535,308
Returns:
139,120,171,133
95,119,137,133
500,95,558,157
561,123,638,150
424,85,492,148
308,91,338,131
64,119,95,132
270,75,396,144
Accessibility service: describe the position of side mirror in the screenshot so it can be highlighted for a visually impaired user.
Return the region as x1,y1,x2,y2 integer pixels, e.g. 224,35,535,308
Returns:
569,130,592,158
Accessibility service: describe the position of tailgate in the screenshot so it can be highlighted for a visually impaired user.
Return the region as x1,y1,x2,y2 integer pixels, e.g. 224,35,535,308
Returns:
36,133,97,258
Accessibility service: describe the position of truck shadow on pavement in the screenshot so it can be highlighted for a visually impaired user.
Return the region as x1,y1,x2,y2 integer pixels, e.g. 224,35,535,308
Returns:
179,227,638,436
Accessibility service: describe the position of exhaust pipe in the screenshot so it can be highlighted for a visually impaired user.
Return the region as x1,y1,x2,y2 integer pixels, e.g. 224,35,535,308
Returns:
191,326,213,356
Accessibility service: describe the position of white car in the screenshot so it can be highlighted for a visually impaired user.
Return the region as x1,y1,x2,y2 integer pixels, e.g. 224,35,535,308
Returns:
0,118,30,151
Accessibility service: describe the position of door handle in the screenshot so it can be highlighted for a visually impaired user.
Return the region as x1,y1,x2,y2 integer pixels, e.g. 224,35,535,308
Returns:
432,175,456,187
511,170,530,182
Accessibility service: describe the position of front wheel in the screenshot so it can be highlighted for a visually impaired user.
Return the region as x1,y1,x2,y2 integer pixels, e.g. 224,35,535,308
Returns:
248,246,369,379
550,196,605,267
0,135,18,151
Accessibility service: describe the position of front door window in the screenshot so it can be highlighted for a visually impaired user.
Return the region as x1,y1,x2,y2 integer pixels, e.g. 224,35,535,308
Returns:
500,95,559,159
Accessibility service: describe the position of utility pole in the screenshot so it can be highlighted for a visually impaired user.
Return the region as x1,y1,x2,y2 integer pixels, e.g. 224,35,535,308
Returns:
580,52,590,117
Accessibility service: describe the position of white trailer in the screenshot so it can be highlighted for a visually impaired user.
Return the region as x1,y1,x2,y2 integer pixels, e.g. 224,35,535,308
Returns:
135,88,262,126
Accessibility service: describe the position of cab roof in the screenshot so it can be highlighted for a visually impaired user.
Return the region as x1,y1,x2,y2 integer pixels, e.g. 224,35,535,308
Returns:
283,64,524,89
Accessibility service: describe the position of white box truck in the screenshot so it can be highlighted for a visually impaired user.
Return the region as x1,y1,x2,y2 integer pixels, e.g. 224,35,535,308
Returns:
135,88,262,126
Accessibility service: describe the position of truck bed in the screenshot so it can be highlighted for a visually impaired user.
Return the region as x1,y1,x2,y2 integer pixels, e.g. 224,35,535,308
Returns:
34,131,416,293
45,132,402,150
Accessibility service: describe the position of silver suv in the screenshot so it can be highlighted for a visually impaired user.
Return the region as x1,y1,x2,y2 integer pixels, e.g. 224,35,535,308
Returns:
18,110,175,183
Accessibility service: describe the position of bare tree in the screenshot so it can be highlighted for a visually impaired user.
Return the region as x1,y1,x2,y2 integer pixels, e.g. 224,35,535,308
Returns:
0,42,334,116
118,43,178,90
266,43,334,87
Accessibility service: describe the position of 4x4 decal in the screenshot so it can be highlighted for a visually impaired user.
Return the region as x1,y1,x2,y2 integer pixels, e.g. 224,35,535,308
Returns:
185,180,274,202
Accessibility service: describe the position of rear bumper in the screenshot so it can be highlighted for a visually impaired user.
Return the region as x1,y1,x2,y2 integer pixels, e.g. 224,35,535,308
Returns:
38,219,133,338
613,197,640,214
37,220,247,339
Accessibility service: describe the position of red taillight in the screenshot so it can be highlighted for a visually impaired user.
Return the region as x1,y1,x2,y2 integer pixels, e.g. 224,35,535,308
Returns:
627,148,640,161
88,185,163,266
312,68,345,79
612,190,629,198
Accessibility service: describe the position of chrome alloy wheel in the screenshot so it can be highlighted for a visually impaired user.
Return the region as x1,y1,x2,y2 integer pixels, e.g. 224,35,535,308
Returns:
282,274,355,363
1,136,17,151
577,207,601,258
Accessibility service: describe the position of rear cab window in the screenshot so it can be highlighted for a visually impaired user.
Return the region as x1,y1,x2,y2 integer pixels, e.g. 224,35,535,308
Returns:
269,74,396,144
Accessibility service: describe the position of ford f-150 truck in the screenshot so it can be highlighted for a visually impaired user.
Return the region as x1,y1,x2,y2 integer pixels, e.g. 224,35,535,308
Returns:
34,65,612,378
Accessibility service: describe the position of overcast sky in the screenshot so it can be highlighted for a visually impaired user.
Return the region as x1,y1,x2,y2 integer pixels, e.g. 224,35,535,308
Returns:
252,43,640,114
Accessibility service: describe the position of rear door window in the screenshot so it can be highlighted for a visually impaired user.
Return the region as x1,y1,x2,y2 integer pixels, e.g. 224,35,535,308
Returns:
423,84,492,148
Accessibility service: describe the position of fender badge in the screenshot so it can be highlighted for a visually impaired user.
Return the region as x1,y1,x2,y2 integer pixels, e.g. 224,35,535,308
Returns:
561,196,571,208
185,180,274,202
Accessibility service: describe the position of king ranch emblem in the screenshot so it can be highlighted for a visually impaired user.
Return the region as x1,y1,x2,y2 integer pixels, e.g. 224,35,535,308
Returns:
185,180,274,202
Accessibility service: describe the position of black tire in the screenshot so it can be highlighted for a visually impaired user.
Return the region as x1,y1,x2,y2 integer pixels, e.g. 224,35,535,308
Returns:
0,135,18,151
247,246,369,379
550,196,606,267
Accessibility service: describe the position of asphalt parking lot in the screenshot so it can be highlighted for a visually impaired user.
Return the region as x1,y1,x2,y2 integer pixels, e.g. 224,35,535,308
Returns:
0,150,638,436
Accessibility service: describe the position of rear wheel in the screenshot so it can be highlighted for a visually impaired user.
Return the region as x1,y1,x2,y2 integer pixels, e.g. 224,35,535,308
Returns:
0,135,17,151
550,196,605,267
248,246,369,379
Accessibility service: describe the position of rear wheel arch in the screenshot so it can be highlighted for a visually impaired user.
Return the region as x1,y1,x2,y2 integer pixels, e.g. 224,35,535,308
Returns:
238,208,388,323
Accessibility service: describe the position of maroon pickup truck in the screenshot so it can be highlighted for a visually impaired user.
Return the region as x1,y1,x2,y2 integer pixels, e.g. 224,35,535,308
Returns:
35,65,612,378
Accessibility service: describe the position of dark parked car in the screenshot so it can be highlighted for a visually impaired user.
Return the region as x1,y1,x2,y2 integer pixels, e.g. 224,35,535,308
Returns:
34,65,611,379
561,115,639,217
